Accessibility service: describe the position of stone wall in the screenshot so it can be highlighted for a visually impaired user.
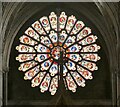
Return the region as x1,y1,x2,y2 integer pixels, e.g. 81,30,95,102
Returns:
0,1,119,106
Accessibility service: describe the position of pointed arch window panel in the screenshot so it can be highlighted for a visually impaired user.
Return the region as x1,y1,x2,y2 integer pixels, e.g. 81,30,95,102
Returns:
16,12,101,95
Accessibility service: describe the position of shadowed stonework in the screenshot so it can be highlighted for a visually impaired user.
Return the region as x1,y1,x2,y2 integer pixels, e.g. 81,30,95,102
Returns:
1,2,119,107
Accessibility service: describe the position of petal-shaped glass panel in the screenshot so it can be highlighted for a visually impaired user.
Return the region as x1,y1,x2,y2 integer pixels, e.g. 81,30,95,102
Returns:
19,35,38,46
66,73,77,92
66,15,76,33
32,21,46,35
31,72,46,87
18,61,37,72
40,16,50,33
49,12,57,31
40,73,51,93
49,76,58,95
25,27,40,41
16,54,36,62
16,44,35,53
24,65,40,80
59,12,67,31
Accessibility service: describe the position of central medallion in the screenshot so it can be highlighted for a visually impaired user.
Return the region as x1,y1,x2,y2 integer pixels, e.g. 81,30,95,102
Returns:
51,47,60,60
51,46,65,60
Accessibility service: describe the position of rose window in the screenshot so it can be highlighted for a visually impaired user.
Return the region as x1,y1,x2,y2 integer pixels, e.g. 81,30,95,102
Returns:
16,12,101,95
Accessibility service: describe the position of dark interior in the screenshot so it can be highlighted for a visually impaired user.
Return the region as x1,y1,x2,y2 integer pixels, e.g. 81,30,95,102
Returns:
7,2,112,105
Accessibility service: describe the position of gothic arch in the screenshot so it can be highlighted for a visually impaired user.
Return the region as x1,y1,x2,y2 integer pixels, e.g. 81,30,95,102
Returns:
1,2,119,106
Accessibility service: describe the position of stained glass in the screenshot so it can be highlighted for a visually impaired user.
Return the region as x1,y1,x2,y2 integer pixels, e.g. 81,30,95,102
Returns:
16,12,101,95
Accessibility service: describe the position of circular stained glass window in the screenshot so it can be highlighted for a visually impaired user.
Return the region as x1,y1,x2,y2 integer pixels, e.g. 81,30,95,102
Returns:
16,12,101,95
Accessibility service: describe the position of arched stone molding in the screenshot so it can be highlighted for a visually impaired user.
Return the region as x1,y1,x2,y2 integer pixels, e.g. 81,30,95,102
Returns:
1,2,119,106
